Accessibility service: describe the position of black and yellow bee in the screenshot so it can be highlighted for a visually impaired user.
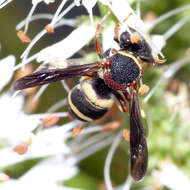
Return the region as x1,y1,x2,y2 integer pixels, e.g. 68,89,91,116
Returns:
14,11,165,181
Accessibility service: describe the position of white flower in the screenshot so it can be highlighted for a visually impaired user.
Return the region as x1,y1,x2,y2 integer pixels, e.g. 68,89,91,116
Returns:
0,93,39,142
32,0,55,5
1,157,80,190
36,23,96,63
0,0,13,9
1,1,190,190
153,161,190,190
29,121,79,158
0,55,15,91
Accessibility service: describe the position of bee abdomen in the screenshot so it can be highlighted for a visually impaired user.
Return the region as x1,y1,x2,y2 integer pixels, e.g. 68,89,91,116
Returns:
68,78,114,122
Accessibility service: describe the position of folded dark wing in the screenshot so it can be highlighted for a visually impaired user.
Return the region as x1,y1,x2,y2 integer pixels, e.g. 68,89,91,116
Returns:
14,62,99,90
129,92,148,181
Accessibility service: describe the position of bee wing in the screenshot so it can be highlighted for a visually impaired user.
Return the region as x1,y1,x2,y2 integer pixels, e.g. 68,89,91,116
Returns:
129,92,148,181
37,58,91,70
14,62,100,90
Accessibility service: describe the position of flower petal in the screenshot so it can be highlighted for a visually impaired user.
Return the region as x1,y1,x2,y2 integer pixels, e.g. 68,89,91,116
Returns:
36,23,95,63
0,55,16,91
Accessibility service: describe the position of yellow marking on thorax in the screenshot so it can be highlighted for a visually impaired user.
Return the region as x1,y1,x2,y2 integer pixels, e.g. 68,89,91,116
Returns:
118,51,142,70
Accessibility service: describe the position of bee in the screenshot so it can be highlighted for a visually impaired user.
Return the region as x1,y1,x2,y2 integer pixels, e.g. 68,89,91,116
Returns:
14,11,165,181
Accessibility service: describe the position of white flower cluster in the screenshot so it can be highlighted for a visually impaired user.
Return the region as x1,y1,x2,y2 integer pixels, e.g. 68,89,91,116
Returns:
0,50,81,189
0,0,190,190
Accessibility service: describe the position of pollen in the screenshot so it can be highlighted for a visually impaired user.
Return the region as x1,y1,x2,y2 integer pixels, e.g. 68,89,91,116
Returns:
123,129,130,141
72,126,83,137
139,84,150,96
13,142,28,155
45,24,54,34
42,113,60,128
154,57,167,64
17,30,31,43
102,121,122,132
0,173,10,182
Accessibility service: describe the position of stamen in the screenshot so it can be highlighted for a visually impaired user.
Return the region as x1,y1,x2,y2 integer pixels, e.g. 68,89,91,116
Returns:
144,54,190,103
16,14,54,30
150,4,190,29
14,14,76,71
11,90,21,98
17,30,31,43
169,105,179,122
0,173,10,182
73,135,115,165
138,84,150,96
13,54,37,71
71,126,83,137
61,80,70,93
123,129,130,141
45,24,54,34
31,112,68,119
88,8,94,24
0,0,13,9
13,142,29,155
136,0,141,18
53,2,76,23
79,125,102,135
20,2,75,70
102,121,122,132
122,176,133,190
16,14,76,31
104,131,122,190
163,15,190,41
154,57,167,64
70,132,109,152
50,0,69,26
24,2,38,34
20,29,46,60
46,98,67,113
33,84,49,103
42,113,60,127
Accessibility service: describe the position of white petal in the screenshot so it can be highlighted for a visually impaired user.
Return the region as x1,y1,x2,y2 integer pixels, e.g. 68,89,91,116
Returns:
153,161,190,190
21,157,78,182
151,34,166,51
0,93,40,141
29,121,78,157
82,0,97,12
102,23,119,51
32,0,42,4
0,55,15,91
1,157,80,190
36,23,95,63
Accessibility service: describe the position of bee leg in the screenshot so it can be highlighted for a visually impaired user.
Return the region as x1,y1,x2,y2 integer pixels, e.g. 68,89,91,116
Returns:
95,9,111,58
138,84,149,96
114,13,133,44
113,90,128,112
114,23,121,43
153,57,167,64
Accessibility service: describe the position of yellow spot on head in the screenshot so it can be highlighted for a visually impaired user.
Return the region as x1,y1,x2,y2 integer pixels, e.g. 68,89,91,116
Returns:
130,33,140,44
